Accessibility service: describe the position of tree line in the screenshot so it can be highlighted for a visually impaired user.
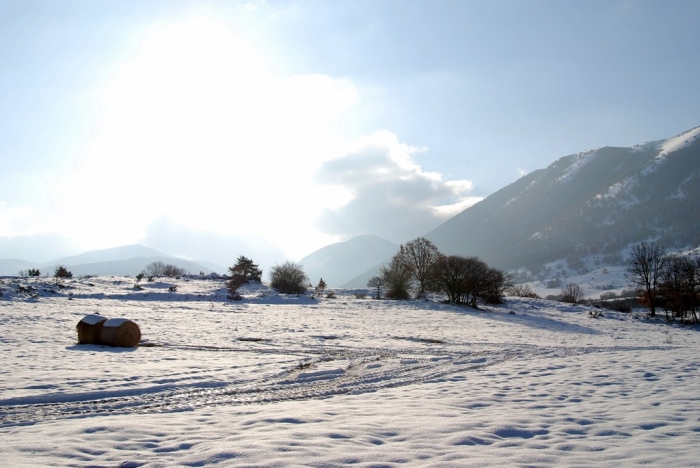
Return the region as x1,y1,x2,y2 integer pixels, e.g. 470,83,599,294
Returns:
627,242,700,323
368,237,507,306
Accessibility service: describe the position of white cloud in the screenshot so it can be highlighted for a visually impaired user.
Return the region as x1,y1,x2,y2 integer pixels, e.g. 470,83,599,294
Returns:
315,131,480,243
4,14,480,260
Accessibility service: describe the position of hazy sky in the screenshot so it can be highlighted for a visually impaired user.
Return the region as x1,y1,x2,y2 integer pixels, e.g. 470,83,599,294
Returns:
1,0,699,265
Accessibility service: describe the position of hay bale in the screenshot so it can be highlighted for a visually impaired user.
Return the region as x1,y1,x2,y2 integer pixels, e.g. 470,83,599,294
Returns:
76,314,107,344
99,318,141,347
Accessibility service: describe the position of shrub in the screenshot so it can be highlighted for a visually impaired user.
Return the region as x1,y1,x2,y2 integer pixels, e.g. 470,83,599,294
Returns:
379,248,413,300
506,283,540,298
28,268,41,277
142,261,185,278
54,265,72,279
560,282,584,304
599,291,617,300
270,261,308,294
135,272,144,282
315,278,327,297
432,255,507,307
162,264,186,277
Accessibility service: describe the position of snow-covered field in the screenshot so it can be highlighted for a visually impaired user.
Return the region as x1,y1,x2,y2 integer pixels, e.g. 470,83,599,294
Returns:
1,276,699,467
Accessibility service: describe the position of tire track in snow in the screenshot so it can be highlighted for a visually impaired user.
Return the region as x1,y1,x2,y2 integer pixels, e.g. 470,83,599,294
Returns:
0,344,672,426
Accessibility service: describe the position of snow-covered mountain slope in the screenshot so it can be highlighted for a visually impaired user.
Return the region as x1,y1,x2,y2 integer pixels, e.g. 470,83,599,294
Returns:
427,126,700,275
298,235,399,287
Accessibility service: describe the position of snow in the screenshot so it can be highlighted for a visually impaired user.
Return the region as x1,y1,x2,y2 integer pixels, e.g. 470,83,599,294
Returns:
643,126,700,175
658,126,700,157
2,276,700,466
556,149,599,185
80,313,106,325
103,317,130,327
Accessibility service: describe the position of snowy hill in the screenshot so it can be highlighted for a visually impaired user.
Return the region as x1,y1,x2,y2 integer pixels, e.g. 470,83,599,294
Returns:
427,126,700,277
298,235,399,287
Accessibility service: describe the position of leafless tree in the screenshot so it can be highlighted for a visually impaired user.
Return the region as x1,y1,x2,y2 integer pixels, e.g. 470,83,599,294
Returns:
142,261,166,277
627,242,666,316
402,237,441,296
367,275,385,299
659,256,699,323
162,264,186,277
506,283,539,298
431,255,505,306
379,246,413,300
560,282,584,304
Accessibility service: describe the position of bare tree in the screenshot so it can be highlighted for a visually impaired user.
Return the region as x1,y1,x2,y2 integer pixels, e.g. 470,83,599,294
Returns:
431,255,505,306
432,255,472,304
162,264,186,277
367,275,385,299
379,246,413,300
560,282,584,304
627,242,666,316
402,237,441,296
506,283,539,298
659,256,699,323
142,261,166,277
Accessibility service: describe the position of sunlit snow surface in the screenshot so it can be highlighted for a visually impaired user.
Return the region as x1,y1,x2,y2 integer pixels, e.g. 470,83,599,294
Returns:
1,277,699,466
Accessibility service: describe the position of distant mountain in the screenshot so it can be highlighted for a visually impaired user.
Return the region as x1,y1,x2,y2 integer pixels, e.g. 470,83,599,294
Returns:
341,262,386,289
0,259,40,277
56,256,214,277
50,244,173,266
0,233,81,263
0,244,217,277
426,126,700,277
298,235,399,287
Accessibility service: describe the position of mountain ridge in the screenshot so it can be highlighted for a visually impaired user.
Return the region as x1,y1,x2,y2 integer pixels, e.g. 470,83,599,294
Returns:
298,235,399,287
0,244,222,277
426,125,700,277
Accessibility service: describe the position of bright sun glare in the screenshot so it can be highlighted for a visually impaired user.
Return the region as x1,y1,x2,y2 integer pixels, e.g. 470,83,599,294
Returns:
51,16,357,257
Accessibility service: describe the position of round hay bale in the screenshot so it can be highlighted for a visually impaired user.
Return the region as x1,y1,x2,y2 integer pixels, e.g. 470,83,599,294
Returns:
99,318,141,347
76,314,107,344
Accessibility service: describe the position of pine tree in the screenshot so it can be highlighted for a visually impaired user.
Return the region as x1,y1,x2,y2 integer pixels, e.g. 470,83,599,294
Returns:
228,256,263,283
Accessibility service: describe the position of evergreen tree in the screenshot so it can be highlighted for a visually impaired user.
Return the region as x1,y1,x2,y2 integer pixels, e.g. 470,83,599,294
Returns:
229,256,263,283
